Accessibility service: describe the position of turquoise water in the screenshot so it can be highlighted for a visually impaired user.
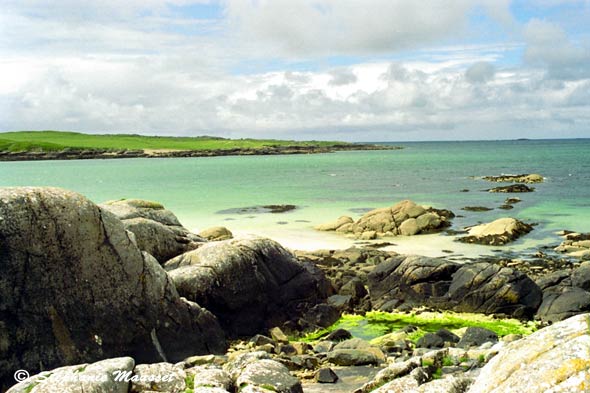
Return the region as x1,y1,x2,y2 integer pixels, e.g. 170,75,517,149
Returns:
1,139,589,255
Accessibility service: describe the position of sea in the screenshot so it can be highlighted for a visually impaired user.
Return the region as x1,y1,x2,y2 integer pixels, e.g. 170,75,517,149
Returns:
1,139,589,259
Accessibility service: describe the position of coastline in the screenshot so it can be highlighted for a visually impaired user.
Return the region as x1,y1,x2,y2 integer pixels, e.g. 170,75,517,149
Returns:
0,143,398,162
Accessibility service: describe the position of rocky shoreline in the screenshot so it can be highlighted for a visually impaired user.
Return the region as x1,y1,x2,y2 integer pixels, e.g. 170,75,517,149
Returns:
0,143,397,161
1,187,590,392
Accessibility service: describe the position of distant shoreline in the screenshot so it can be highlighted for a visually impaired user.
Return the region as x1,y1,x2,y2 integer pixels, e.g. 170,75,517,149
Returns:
0,130,399,161
0,143,398,162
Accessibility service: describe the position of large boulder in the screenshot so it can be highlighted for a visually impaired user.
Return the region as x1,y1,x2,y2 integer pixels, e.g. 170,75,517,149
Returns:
367,255,460,310
100,199,205,263
367,257,542,318
164,237,330,337
0,187,226,390
468,313,590,393
447,262,542,318
458,217,533,245
315,200,453,239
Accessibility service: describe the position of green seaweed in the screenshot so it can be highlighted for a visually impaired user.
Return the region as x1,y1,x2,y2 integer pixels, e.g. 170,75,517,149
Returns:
299,311,537,342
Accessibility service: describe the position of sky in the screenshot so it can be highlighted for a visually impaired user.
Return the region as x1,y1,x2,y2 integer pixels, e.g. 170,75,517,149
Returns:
1,0,589,141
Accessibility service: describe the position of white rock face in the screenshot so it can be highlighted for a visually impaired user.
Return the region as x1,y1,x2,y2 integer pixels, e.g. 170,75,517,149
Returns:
468,313,590,393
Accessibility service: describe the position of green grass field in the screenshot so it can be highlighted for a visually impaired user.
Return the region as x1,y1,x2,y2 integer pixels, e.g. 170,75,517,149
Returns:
0,131,348,152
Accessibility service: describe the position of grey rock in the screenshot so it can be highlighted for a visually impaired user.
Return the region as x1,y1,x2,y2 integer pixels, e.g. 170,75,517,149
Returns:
447,262,542,318
314,368,339,383
130,362,186,393
457,327,498,349
326,349,381,366
236,359,303,393
100,199,204,263
165,237,329,337
417,333,445,349
535,287,590,323
7,357,134,393
468,313,590,393
0,187,225,390
186,365,232,390
458,218,533,245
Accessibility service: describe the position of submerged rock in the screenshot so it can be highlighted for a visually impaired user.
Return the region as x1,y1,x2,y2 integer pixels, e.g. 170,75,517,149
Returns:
457,217,533,245
482,173,544,184
164,237,330,337
487,184,535,193
468,313,590,393
0,187,226,389
316,200,453,238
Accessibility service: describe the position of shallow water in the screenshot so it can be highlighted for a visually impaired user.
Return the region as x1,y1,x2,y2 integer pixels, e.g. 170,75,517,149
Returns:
1,139,588,256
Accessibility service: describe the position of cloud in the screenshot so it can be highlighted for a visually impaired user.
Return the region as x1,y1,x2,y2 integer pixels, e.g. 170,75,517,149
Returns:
328,69,357,86
524,18,590,80
465,61,496,83
224,0,478,56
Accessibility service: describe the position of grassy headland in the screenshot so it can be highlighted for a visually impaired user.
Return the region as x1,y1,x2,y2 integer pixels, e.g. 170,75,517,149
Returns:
0,131,396,161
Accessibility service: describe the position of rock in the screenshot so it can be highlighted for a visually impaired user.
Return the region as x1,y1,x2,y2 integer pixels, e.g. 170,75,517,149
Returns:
326,349,381,366
198,226,233,241
482,174,544,184
325,328,353,342
416,333,445,349
315,216,354,231
0,187,225,389
435,329,460,344
535,287,590,323
417,375,474,392
505,197,522,204
367,255,460,310
165,237,329,337
187,365,232,390
269,327,290,344
314,367,339,383
301,303,341,328
250,334,276,347
457,327,498,348
572,261,590,290
447,262,542,318
7,357,134,393
461,206,493,212
235,359,303,393
487,184,535,193
355,357,421,393
468,313,590,393
555,234,590,260
316,200,453,238
458,217,533,245
130,362,186,393
371,368,429,393
100,198,204,263
224,351,271,380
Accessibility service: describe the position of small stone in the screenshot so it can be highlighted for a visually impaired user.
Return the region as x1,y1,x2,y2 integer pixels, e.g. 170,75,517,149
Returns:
269,327,289,344
325,328,353,342
314,367,339,383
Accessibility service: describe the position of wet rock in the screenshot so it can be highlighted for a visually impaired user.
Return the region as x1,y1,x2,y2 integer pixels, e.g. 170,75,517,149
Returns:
165,237,329,337
216,205,297,215
314,367,339,383
458,218,533,245
482,174,544,184
0,187,225,389
468,313,590,393
326,349,381,366
461,206,493,212
487,184,535,193
198,226,233,241
417,333,445,349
